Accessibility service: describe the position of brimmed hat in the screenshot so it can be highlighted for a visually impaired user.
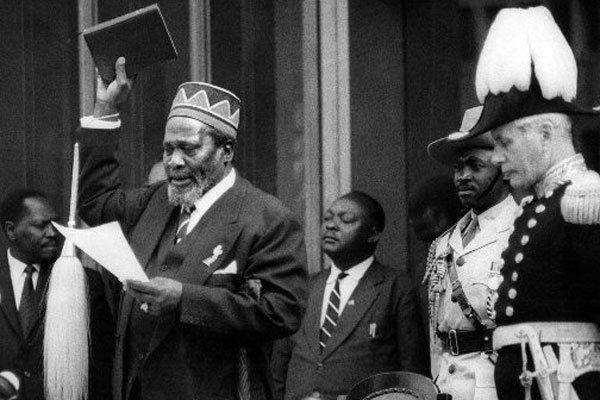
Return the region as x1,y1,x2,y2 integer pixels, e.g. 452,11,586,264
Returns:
346,372,439,400
462,6,600,139
168,82,241,138
427,106,495,166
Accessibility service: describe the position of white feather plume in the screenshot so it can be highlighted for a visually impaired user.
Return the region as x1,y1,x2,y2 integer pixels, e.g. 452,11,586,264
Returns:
526,6,577,101
475,6,577,103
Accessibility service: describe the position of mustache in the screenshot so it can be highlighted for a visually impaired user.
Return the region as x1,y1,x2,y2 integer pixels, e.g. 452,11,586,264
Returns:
457,183,475,191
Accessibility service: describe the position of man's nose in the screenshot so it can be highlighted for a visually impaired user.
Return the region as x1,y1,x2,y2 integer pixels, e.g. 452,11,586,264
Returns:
45,224,58,238
166,150,185,167
324,219,337,230
456,169,471,181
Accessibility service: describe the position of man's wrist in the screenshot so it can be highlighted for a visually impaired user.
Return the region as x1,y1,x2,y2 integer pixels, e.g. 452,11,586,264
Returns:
93,99,119,118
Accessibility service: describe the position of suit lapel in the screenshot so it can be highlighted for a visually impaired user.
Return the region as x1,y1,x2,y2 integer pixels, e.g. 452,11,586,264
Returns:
462,223,497,254
303,271,328,356
128,184,177,271
119,185,176,339
448,214,467,254
0,259,22,338
172,177,245,284
146,177,246,355
320,262,385,360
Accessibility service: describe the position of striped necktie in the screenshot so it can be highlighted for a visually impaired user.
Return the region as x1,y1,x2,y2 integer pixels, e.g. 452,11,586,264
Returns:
19,264,38,336
175,206,195,244
319,271,348,352
461,213,479,247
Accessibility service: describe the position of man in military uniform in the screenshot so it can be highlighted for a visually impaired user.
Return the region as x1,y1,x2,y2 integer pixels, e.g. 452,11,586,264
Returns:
457,5,600,400
424,105,518,400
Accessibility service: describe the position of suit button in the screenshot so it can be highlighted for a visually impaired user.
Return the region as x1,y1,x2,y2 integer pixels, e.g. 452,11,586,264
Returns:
138,352,146,360
160,265,169,271
456,256,465,267
23,371,31,377
448,364,456,374
316,362,323,370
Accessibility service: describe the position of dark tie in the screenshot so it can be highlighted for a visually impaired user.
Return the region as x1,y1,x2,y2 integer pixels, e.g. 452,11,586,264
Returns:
175,206,195,244
462,214,479,247
319,271,348,352
19,264,38,336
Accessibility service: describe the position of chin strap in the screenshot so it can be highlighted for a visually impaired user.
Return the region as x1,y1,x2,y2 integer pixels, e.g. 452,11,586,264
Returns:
476,169,503,202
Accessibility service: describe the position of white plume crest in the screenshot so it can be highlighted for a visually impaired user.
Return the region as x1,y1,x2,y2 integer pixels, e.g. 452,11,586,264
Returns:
475,6,577,103
526,6,577,101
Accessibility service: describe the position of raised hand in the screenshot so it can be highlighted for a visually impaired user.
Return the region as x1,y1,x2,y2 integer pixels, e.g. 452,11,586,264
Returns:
93,57,133,117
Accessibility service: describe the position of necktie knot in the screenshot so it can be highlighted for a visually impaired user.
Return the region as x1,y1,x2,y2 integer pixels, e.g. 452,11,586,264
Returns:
175,206,196,244
24,264,35,276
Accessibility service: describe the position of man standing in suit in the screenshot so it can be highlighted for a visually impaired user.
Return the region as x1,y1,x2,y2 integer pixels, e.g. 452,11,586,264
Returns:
424,106,518,400
78,58,307,400
0,189,114,400
272,191,428,400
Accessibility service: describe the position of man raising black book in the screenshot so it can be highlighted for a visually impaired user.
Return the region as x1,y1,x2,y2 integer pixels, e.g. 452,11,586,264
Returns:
77,58,307,400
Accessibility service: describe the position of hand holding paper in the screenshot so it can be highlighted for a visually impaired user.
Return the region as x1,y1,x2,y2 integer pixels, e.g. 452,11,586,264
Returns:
126,278,183,316
52,221,148,283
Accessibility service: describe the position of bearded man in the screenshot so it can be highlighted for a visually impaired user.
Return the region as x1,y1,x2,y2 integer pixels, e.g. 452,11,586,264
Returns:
78,58,307,400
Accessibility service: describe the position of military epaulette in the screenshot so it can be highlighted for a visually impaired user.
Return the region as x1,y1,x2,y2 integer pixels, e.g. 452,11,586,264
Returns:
421,221,458,286
421,237,440,286
561,170,600,225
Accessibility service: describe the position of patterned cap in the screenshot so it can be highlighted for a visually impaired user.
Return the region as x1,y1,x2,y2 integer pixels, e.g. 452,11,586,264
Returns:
168,82,241,138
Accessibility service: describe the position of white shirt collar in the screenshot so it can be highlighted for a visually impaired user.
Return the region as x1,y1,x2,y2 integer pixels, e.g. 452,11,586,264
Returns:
185,168,236,234
7,249,40,279
328,255,374,283
192,168,236,212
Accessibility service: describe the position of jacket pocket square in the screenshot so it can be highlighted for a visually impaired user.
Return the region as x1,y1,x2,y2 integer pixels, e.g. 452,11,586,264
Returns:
213,260,238,275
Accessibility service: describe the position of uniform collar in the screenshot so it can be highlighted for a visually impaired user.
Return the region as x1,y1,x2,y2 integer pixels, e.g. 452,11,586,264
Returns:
475,195,516,232
533,154,587,198
328,256,374,283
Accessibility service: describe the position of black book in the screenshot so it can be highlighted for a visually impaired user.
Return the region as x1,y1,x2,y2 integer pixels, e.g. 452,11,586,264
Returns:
83,4,178,83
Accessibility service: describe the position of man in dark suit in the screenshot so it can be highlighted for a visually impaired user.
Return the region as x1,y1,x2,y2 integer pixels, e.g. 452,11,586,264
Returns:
0,189,114,400
271,191,429,400
77,58,307,400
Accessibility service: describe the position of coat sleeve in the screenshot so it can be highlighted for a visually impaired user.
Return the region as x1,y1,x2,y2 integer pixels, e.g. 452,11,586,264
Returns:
77,127,160,233
269,335,295,400
179,205,308,342
394,274,431,377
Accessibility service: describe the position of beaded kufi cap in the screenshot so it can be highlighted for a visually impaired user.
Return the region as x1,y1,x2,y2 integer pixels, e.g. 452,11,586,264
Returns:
168,82,241,138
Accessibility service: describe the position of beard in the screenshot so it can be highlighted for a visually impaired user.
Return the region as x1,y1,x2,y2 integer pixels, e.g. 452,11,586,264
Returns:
167,159,221,209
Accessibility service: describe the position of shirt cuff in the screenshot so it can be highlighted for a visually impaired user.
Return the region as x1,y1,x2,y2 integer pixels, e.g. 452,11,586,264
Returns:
80,114,121,130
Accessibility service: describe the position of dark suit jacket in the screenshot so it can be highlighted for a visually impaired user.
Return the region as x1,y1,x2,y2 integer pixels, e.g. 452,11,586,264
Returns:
271,261,429,400
78,128,308,400
0,256,114,400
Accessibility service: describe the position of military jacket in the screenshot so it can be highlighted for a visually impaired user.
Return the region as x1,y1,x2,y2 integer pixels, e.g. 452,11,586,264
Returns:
424,195,518,380
493,154,600,326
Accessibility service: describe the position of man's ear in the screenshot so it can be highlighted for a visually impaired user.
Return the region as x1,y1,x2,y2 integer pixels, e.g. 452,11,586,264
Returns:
539,121,554,141
222,142,234,163
4,221,16,242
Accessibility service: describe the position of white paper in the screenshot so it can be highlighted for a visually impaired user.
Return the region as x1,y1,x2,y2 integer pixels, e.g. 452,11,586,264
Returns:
52,221,148,283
